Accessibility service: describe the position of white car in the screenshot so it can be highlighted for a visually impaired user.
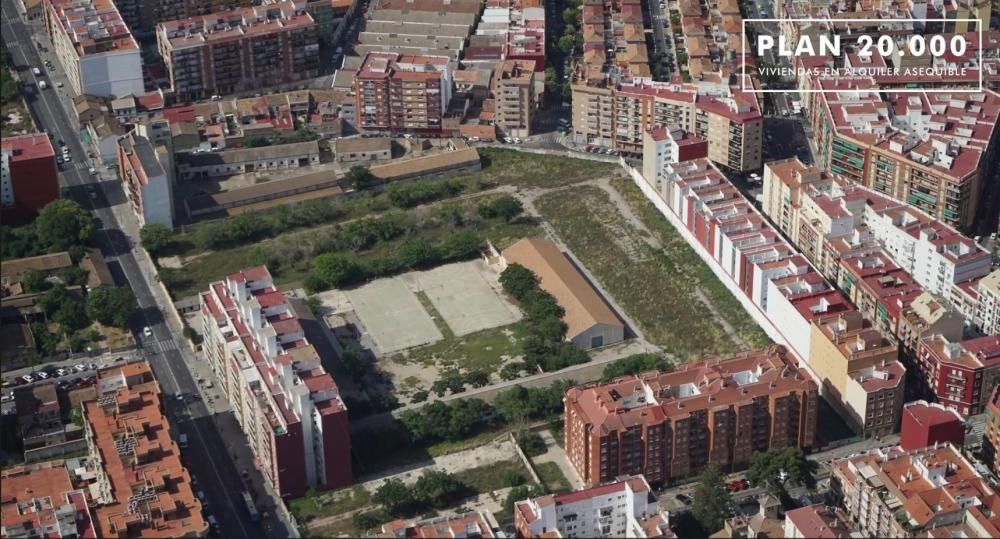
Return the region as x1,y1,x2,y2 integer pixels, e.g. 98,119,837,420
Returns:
32,67,41,76
512,137,522,144
143,326,152,337
22,375,33,383
37,372,49,379
75,364,85,372
56,368,67,377
56,81,63,88
504,137,513,143
88,167,96,175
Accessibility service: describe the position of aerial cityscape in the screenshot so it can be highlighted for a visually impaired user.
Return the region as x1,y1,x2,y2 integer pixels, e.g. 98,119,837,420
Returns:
0,0,998,536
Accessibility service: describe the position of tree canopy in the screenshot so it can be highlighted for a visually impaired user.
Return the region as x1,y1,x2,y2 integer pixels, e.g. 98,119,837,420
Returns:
140,224,172,255
35,199,93,251
691,463,732,533
345,165,375,190
746,447,817,503
601,353,672,382
86,286,138,328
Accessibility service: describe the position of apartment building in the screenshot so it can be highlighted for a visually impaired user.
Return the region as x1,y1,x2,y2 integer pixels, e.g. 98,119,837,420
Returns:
574,78,762,171
514,476,674,538
836,252,924,339
642,126,708,186
112,0,257,35
652,158,853,365
832,443,1000,538
0,463,96,538
117,131,175,229
85,360,208,537
977,270,1000,336
354,52,453,134
377,512,499,538
917,334,1000,417
865,205,992,297
810,80,1000,230
808,311,905,438
896,292,965,377
783,504,855,539
44,0,144,98
305,0,355,45
985,387,1000,475
900,400,966,451
156,2,320,101
12,381,68,451
565,346,818,486
491,60,536,138
200,266,352,498
1,133,59,220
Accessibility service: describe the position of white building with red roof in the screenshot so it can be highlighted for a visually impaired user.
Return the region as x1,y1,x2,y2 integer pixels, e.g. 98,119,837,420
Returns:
514,476,675,538
199,266,351,498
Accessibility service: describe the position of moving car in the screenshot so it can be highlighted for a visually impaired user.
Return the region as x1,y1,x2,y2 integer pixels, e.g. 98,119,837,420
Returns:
32,67,41,76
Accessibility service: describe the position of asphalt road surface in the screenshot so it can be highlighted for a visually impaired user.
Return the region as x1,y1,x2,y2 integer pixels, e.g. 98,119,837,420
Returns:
1,5,290,538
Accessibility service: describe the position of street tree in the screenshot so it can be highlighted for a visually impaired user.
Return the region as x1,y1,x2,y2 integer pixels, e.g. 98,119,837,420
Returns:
746,447,817,503
139,224,172,254
691,463,732,533
372,478,412,516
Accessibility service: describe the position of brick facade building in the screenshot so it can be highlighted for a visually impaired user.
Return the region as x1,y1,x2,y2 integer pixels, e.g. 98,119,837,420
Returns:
564,346,818,487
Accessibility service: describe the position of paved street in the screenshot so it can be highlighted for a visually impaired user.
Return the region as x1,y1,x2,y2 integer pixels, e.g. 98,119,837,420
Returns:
1,5,292,538
656,433,900,513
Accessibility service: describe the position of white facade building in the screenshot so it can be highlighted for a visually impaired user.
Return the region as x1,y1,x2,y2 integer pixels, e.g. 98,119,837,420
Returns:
976,270,1000,336
865,206,991,297
514,476,673,538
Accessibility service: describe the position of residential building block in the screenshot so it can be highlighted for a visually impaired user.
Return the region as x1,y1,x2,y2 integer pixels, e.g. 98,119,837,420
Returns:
514,476,674,538
86,360,208,537
200,266,352,498
44,0,144,98
917,334,1000,416
156,2,320,101
899,400,966,451
832,443,1000,537
0,133,59,220
564,346,818,487
354,52,453,134
117,130,175,228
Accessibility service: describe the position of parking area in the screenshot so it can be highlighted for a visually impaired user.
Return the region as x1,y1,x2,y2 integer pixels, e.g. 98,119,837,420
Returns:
344,278,443,355
402,260,521,337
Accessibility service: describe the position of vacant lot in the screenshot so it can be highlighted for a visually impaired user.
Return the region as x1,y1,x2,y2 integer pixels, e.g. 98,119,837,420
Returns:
346,278,443,355
535,186,744,360
475,147,621,188
161,192,539,298
610,178,772,350
405,260,521,337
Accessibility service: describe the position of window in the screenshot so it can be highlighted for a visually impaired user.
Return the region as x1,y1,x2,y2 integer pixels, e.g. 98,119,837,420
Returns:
591,335,604,348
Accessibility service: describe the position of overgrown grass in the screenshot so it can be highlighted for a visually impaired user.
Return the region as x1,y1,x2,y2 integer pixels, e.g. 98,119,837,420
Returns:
534,462,571,493
476,147,621,188
393,321,529,374
288,486,372,523
425,422,510,458
535,186,741,360
453,458,530,494
610,178,772,349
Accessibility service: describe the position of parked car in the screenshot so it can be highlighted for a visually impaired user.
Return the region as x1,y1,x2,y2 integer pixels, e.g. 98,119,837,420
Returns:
143,326,153,337
22,375,34,384
56,368,68,377
74,364,86,372
675,494,692,505
37,371,49,379
87,363,97,370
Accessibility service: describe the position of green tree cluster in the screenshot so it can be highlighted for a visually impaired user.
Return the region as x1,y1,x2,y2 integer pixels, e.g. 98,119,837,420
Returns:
745,447,817,504
499,264,589,372
345,165,376,190
398,399,489,445
691,463,732,533
387,179,464,208
85,286,138,329
494,380,573,424
139,224,172,255
372,470,470,517
477,195,524,223
600,353,672,382
1,200,93,259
